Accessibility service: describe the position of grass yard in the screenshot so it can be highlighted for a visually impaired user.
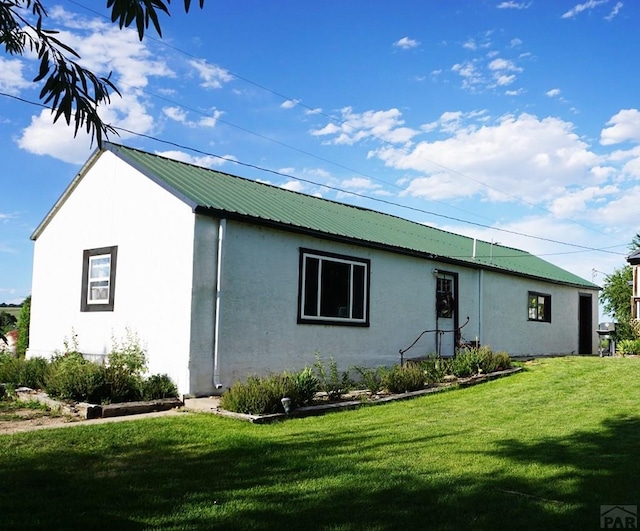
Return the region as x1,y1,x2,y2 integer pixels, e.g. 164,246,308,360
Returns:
1,356,639,530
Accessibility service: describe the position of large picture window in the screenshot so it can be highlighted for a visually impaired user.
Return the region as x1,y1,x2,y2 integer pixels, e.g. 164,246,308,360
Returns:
81,246,118,312
298,248,370,326
528,291,551,323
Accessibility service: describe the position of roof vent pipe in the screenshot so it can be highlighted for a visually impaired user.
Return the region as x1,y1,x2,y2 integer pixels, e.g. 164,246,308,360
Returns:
472,238,477,260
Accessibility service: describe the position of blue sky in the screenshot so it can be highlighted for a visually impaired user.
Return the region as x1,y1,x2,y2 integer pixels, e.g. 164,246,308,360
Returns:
1,0,639,310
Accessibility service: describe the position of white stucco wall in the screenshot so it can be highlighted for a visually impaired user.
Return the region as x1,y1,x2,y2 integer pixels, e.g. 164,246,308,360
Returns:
206,220,598,390
28,151,196,395
479,271,598,355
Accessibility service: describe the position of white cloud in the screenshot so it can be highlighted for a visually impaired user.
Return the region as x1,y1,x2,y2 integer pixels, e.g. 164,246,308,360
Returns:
155,150,235,168
310,107,419,146
546,88,562,98
600,109,640,145
373,113,600,204
488,58,522,72
281,99,299,109
497,1,531,9
163,106,223,128
495,74,516,86
605,1,623,20
505,88,525,96
452,61,484,89
189,59,233,89
548,185,618,218
562,0,609,19
393,37,420,50
463,39,477,50
16,8,174,162
16,111,93,164
510,38,523,47
0,58,30,95
281,180,305,192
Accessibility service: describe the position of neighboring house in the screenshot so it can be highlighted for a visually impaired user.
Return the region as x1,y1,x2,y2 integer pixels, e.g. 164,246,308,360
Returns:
627,249,640,319
28,143,600,397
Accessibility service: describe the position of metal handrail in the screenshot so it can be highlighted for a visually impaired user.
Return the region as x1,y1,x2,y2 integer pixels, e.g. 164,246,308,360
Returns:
399,316,470,365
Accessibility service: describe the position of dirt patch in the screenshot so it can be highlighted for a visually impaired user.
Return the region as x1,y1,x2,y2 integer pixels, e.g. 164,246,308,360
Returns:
0,410,82,435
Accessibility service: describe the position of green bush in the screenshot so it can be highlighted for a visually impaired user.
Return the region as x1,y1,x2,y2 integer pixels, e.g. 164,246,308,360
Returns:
220,373,299,415
291,367,319,406
450,348,484,377
104,331,148,402
450,347,512,377
418,354,452,384
0,354,50,389
18,357,50,389
616,339,640,356
353,365,386,395
45,352,107,403
15,296,30,358
382,363,425,393
313,354,352,400
0,352,21,385
142,374,178,400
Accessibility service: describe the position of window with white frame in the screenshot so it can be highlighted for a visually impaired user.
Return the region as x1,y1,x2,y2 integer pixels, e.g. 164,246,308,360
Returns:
528,291,551,323
298,248,370,325
81,246,117,312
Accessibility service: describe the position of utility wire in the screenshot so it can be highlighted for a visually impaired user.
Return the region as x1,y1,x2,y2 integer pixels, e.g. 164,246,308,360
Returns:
112,124,626,256
0,88,627,257
64,0,618,243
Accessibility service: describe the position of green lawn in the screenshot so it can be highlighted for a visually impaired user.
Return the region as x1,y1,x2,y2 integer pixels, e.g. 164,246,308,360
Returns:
1,356,638,530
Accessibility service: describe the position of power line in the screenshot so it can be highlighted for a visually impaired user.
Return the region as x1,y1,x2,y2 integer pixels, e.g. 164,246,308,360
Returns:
64,0,618,243
112,125,626,256
0,88,626,257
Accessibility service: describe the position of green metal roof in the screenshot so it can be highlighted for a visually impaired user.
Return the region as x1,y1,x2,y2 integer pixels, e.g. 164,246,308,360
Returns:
106,143,596,289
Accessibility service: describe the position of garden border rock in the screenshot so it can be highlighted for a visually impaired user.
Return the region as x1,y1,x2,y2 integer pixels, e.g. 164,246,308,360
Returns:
15,387,183,420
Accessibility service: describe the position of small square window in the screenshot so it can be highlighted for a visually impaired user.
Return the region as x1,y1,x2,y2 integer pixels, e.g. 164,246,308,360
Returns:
298,248,370,326
528,291,551,323
81,246,117,312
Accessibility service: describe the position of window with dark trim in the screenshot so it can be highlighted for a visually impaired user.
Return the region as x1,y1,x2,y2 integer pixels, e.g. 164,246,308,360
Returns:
528,291,551,322
81,246,118,312
298,248,370,326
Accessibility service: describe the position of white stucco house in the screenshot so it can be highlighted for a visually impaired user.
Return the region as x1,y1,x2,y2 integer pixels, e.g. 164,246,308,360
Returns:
28,143,600,397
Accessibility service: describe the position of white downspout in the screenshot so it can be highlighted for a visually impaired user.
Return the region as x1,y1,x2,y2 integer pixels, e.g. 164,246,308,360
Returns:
478,269,484,346
213,218,226,390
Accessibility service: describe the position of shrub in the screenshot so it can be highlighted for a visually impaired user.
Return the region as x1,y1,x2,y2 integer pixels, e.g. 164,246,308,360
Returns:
450,348,484,377
0,354,50,389
220,373,298,415
382,363,425,393
313,354,351,400
616,339,640,356
18,357,50,389
104,331,148,402
353,365,386,395
15,296,30,358
142,374,178,400
45,352,107,403
0,352,21,385
291,367,319,406
418,354,452,384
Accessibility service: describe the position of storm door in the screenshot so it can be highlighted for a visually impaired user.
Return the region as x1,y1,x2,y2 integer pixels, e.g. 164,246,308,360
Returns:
435,272,458,357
